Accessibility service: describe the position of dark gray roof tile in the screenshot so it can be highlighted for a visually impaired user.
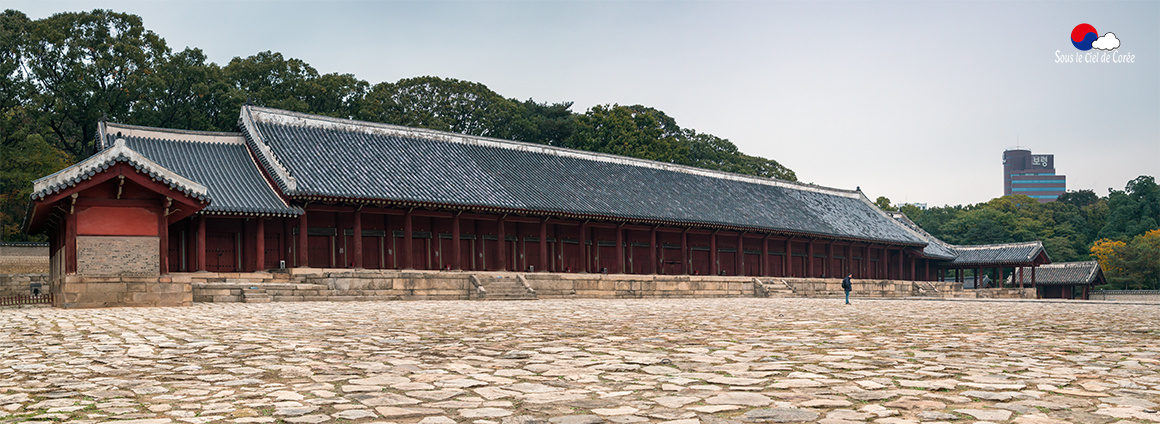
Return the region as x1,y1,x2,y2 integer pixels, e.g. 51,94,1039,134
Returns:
240,106,926,245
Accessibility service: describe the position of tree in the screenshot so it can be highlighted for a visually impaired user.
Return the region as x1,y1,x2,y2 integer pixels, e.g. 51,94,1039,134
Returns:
567,104,688,164
131,47,240,131
358,76,519,138
874,196,896,211
1100,176,1160,240
1057,189,1098,208
1091,229,1160,289
20,9,168,157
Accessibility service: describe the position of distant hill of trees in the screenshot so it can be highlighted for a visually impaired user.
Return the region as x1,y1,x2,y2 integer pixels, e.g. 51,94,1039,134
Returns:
0,9,796,241
876,176,1159,289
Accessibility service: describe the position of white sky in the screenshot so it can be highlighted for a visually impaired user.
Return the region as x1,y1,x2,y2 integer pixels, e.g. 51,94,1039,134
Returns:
11,0,1160,206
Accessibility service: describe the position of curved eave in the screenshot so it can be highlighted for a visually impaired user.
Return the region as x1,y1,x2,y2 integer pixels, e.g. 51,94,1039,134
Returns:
290,194,928,247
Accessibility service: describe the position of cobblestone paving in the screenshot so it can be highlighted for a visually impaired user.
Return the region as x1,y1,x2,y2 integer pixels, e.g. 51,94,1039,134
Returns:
2,298,1159,424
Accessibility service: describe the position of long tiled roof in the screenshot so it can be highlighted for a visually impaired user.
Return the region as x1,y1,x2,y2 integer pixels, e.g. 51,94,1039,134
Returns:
98,123,301,217
1032,261,1104,286
239,106,926,245
31,138,210,203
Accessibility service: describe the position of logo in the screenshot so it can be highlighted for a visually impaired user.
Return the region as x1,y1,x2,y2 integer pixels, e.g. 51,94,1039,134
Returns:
1056,23,1132,64
1071,23,1119,51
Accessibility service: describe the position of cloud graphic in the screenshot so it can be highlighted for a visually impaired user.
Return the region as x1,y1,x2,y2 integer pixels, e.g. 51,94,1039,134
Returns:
1092,32,1120,50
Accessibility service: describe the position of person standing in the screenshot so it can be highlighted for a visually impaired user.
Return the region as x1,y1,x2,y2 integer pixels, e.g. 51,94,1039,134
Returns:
842,274,853,304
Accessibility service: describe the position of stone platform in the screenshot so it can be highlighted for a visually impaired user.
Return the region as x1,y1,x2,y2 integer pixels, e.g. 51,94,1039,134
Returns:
179,268,1035,304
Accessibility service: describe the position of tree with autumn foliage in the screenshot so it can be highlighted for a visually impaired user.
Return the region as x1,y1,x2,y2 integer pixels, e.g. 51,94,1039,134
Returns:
1090,229,1160,289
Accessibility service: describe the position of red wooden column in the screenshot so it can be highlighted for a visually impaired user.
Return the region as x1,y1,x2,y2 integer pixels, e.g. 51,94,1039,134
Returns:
760,235,769,276
735,233,744,276
451,213,461,270
680,229,688,275
255,218,265,271
295,213,307,268
783,238,791,277
196,214,207,271
402,210,413,269
496,215,506,271
976,266,983,287
909,256,916,281
649,226,658,275
825,242,832,278
897,249,904,280
924,259,930,282
158,205,168,274
844,245,852,277
282,218,291,268
539,218,548,272
615,224,624,274
352,210,363,268
579,222,588,273
709,231,718,276
806,240,814,277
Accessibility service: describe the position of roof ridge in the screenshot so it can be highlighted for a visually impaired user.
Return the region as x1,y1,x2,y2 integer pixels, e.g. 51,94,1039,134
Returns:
103,122,244,146
951,240,1042,250
241,105,863,199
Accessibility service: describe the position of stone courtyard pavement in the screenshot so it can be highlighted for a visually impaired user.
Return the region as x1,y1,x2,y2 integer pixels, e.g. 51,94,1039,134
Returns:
1,299,1159,424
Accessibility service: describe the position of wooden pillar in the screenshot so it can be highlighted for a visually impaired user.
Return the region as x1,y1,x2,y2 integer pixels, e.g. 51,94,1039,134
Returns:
158,206,168,274
923,259,929,282
295,213,307,268
844,244,851,277
649,226,658,275
910,256,916,281
451,213,461,270
282,218,291,268
736,233,744,276
254,218,265,271
709,231,719,276
680,229,688,275
196,214,208,271
784,238,792,277
539,218,548,272
824,242,832,278
862,245,869,278
1018,266,1024,288
616,224,624,274
495,215,505,271
402,210,413,269
806,240,814,277
760,235,769,276
352,210,362,268
579,222,588,273
976,267,983,287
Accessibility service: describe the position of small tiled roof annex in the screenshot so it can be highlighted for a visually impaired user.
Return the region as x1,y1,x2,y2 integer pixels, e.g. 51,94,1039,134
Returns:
31,138,209,203
238,106,927,245
99,122,301,217
1032,261,1105,286
950,241,1049,266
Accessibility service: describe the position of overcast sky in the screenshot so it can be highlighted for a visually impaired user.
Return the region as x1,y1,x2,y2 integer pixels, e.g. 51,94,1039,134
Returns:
12,0,1160,207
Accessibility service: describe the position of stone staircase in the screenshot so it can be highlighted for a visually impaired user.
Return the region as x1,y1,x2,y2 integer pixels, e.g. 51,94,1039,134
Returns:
754,278,796,298
241,287,271,303
477,275,537,301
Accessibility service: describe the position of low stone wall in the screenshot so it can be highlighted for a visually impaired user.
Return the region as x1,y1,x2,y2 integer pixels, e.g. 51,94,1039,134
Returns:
55,275,192,308
0,242,49,274
177,269,1042,303
0,273,49,297
1090,290,1160,302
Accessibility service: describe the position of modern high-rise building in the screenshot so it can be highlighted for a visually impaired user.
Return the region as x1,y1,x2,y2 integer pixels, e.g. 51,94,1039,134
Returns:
1002,149,1066,202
